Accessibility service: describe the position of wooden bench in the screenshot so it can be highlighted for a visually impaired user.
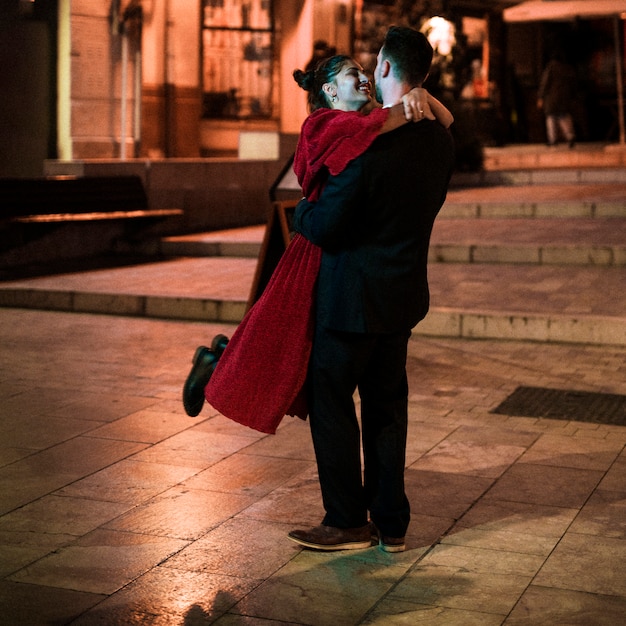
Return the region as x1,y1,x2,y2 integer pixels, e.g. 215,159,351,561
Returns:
0,175,182,224
0,175,184,271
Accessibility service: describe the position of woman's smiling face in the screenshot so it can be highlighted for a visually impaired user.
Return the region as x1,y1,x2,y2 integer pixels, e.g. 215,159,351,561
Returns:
325,60,372,111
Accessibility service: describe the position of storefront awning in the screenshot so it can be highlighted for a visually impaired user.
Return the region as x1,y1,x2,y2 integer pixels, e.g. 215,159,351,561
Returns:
503,1,626,144
503,1,626,22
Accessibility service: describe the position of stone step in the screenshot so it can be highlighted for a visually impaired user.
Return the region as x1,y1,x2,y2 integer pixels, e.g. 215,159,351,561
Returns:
158,217,626,268
442,183,626,218
155,181,626,260
475,143,626,178
159,226,263,259
0,256,624,347
2,170,624,346
430,218,626,266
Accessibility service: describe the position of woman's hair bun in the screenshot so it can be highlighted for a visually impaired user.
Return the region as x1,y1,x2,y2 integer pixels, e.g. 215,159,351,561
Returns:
293,68,314,92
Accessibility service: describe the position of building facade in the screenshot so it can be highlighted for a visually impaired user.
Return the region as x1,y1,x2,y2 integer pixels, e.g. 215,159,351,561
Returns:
1,0,624,178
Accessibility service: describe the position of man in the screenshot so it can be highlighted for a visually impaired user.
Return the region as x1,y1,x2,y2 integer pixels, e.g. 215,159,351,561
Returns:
289,26,455,552
537,50,577,148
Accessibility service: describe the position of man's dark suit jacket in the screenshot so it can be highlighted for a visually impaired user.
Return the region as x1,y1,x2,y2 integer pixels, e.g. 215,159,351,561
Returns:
293,118,455,335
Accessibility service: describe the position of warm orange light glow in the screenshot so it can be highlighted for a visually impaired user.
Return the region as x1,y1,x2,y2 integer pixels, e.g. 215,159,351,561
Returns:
422,16,456,57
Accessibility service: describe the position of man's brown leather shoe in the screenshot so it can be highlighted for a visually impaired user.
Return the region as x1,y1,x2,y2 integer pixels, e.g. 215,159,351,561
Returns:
369,523,406,553
288,524,373,551
379,535,406,553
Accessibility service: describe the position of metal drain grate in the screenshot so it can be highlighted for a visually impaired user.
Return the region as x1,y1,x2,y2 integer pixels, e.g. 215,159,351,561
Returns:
491,386,626,425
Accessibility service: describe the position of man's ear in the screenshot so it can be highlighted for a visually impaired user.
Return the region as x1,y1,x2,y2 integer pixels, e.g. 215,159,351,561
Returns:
380,59,391,79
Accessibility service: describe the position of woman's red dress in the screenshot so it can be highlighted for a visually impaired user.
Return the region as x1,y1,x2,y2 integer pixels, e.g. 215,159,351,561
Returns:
204,107,388,433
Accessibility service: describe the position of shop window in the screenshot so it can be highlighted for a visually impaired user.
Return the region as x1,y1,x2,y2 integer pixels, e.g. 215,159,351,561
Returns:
201,0,273,119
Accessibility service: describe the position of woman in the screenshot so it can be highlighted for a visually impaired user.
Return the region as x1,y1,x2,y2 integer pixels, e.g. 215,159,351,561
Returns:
184,55,453,433
293,55,452,201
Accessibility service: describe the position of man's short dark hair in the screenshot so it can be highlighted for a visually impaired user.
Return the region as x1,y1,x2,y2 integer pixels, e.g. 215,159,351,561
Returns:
382,26,433,86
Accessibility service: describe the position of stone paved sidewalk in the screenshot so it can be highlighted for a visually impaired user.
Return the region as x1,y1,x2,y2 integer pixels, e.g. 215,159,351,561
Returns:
1,308,625,624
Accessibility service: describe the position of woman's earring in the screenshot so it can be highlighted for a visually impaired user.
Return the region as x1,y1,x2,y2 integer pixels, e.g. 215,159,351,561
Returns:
331,95,337,102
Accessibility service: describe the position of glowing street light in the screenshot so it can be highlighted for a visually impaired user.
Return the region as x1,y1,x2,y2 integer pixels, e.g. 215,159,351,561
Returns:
422,15,456,57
